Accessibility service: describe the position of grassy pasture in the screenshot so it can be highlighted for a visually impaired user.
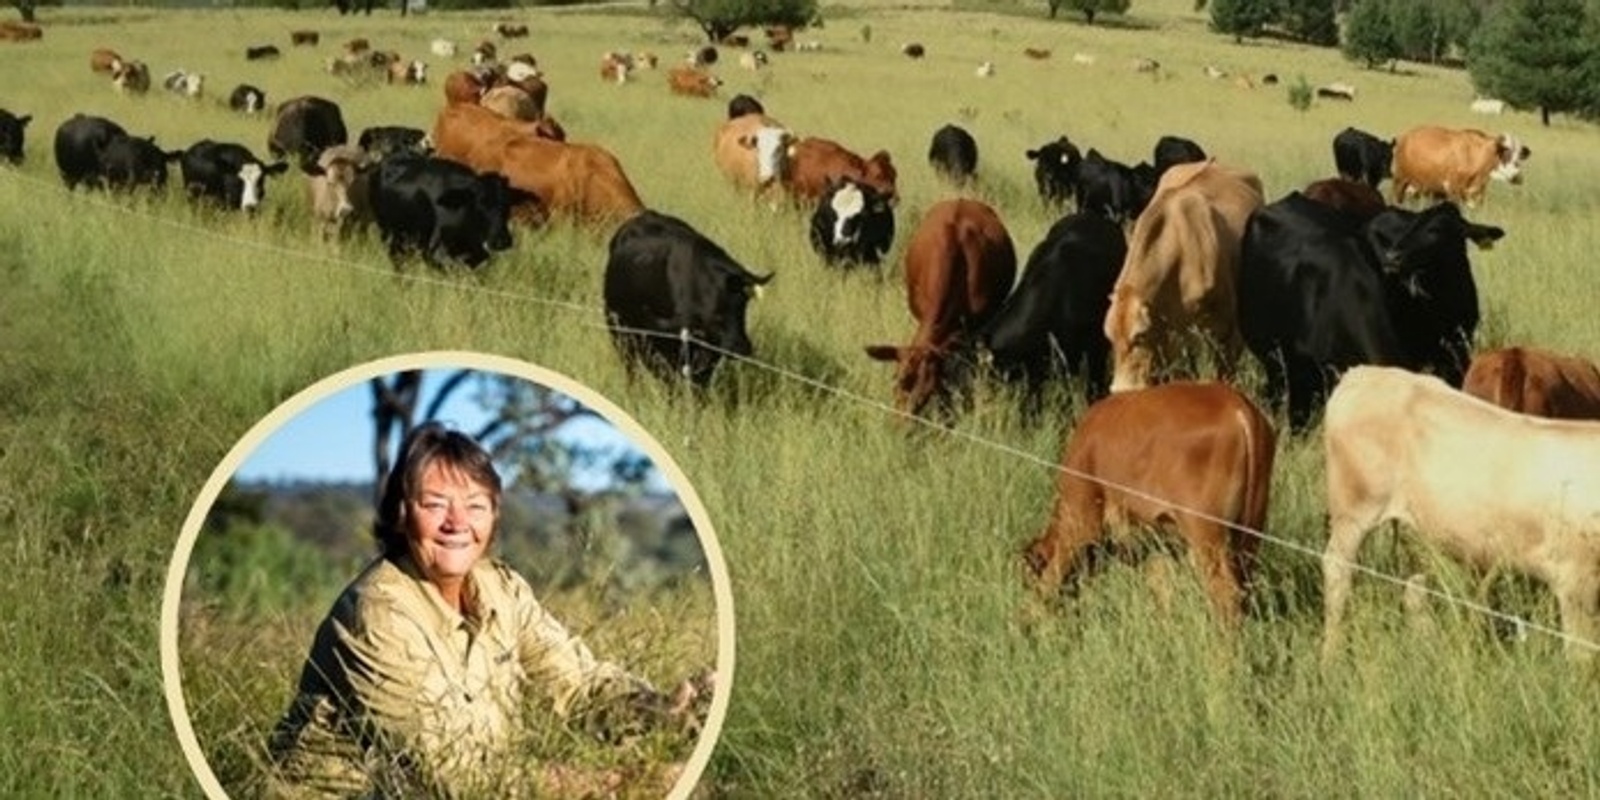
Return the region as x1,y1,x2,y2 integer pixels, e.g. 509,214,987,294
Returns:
3,0,1600,796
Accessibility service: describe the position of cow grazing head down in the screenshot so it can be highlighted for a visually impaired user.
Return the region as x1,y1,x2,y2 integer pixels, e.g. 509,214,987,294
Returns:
99,134,182,191
603,210,773,387
1025,136,1082,206
809,177,895,267
179,140,291,212
0,110,30,164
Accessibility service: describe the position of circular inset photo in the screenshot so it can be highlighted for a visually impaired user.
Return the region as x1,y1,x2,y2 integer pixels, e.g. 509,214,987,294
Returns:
161,352,732,799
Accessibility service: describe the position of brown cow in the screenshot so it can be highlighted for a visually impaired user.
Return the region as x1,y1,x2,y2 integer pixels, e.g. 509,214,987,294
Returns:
89,48,122,74
443,69,491,105
387,59,427,86
1022,47,1051,60
1462,346,1600,421
1302,177,1386,220
0,21,42,41
290,30,319,46
431,103,643,227
343,38,370,56
1391,125,1530,208
493,22,529,39
1023,381,1274,626
1103,159,1264,393
668,66,721,97
782,136,898,206
765,25,794,52
712,113,792,201
600,51,632,84
864,199,1017,416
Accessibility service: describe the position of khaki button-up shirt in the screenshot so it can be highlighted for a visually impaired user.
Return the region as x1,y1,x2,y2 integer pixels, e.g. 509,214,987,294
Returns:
267,554,648,798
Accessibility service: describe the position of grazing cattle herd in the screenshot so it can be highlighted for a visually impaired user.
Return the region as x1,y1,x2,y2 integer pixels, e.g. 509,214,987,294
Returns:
3,14,1596,661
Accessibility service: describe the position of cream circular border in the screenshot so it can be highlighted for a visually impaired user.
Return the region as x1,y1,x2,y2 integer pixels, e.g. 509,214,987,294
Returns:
160,351,737,799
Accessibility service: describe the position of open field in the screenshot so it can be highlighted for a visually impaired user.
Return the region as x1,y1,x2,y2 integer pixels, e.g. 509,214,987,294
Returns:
3,0,1600,796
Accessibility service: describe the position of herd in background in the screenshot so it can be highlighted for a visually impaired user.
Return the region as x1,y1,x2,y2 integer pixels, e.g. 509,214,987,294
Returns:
2,18,1599,659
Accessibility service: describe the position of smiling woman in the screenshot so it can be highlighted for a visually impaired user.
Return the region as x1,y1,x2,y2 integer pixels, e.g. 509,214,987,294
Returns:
265,422,697,797
166,354,729,800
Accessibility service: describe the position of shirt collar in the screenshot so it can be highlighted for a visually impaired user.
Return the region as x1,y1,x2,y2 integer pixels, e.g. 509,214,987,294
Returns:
387,553,503,638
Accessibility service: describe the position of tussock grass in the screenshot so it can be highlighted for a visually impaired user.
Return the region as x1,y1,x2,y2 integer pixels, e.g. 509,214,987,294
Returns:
3,0,1600,796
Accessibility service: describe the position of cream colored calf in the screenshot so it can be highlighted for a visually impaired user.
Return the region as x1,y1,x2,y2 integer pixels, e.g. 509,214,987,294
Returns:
1322,366,1600,660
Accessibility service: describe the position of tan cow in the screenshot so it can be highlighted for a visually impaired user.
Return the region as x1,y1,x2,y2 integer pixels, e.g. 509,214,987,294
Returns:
1103,159,1264,393
1391,125,1530,207
303,144,371,241
1462,346,1600,421
712,113,792,202
1023,381,1275,626
1321,366,1600,660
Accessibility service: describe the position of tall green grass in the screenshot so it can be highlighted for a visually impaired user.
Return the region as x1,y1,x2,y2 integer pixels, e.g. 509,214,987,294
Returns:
3,0,1599,796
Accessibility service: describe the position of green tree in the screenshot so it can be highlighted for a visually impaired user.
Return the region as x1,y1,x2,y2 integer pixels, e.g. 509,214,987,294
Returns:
1279,0,1338,44
1047,0,1132,24
1208,0,1279,43
11,0,59,23
1342,0,1403,69
668,0,819,43
1469,0,1595,125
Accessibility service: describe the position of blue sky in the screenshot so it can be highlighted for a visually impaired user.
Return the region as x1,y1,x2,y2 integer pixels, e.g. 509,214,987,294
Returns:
233,370,662,491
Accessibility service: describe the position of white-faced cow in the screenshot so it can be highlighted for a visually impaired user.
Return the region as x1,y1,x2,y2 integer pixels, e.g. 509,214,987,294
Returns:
177,140,290,212
1391,125,1530,207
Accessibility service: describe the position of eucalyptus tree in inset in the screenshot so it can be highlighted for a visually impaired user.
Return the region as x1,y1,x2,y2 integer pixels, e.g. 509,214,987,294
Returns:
1047,0,1132,24
1469,0,1596,126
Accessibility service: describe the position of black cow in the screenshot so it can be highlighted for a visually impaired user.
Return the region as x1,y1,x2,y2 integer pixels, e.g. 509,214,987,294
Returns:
603,210,773,387
1238,191,1505,430
99,134,181,191
245,45,282,61
726,93,764,119
0,109,30,164
1152,134,1206,177
357,126,429,159
973,211,1127,410
1024,136,1082,207
809,177,895,268
54,114,128,189
178,140,290,212
228,84,267,115
268,96,349,173
927,124,978,187
1332,126,1392,188
1074,148,1157,224
368,153,525,269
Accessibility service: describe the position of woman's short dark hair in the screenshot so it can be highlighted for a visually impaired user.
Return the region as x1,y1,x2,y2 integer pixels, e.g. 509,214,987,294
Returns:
374,422,503,559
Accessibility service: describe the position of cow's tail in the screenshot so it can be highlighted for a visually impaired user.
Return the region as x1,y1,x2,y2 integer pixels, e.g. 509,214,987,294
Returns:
1234,397,1276,599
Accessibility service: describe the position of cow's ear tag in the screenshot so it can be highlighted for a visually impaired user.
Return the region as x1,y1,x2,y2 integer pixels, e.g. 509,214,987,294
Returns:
751,283,766,300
